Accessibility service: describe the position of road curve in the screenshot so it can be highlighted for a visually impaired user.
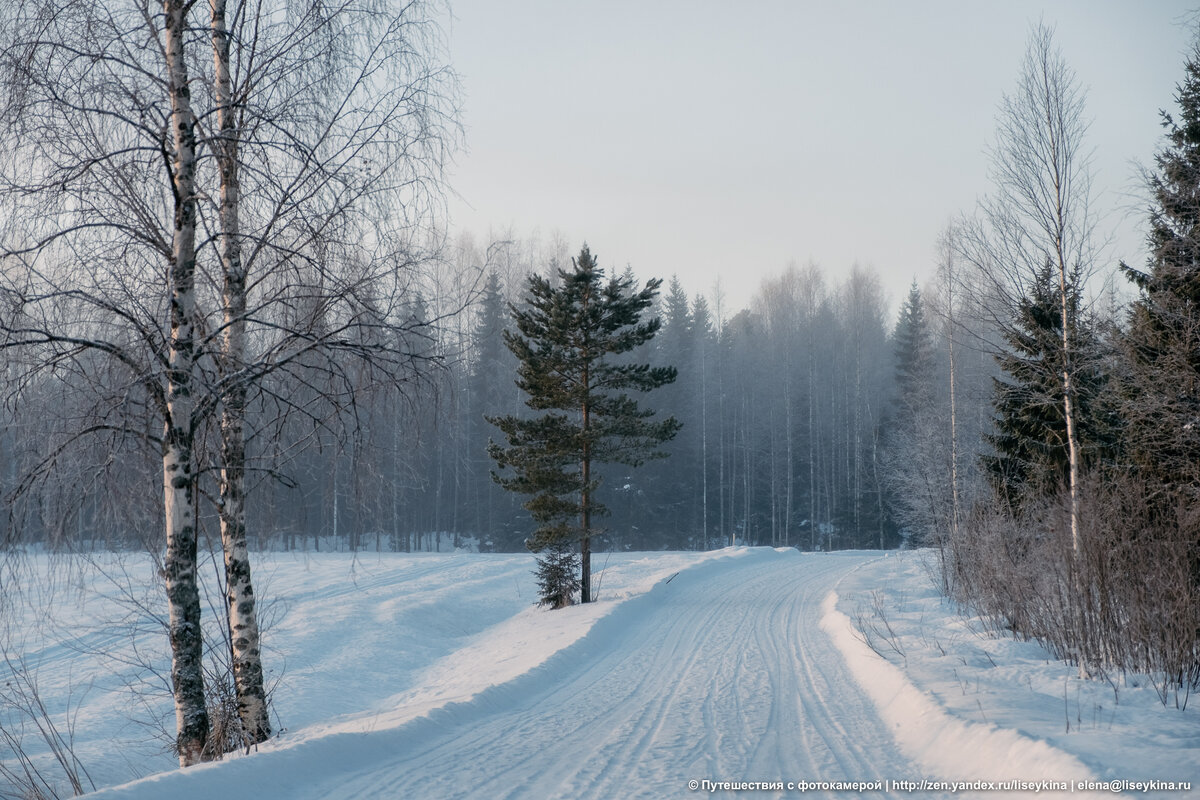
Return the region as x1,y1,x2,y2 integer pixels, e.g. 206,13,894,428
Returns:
320,549,939,799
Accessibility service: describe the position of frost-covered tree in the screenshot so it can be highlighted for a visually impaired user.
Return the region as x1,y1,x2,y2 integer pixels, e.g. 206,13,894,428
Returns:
1121,37,1200,505
0,0,212,763
983,262,1112,511
690,294,718,549
467,271,522,549
892,282,936,419
953,24,1099,558
0,0,458,760
488,245,679,606
1118,35,1200,622
881,280,944,545
645,276,694,545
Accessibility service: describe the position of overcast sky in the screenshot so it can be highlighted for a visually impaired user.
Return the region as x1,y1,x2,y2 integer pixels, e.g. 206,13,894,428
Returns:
444,1,1196,315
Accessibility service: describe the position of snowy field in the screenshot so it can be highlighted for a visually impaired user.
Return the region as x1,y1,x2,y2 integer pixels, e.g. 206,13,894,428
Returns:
1,548,1197,799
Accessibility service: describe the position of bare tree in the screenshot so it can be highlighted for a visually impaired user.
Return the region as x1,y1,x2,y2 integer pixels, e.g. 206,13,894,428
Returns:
206,0,267,745
201,0,458,746
950,25,1104,679
161,0,212,765
939,231,962,553
0,0,459,763
956,23,1098,552
0,0,215,765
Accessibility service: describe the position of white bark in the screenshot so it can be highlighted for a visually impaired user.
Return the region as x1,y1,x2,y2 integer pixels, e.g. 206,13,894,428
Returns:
211,0,271,746
952,25,1096,675
162,0,209,767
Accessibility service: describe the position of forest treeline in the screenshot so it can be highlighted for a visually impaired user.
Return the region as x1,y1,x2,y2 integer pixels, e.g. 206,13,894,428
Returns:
0,228,916,555
1,5,1198,766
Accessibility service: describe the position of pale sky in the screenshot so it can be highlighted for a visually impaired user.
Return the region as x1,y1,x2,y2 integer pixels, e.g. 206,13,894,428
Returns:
444,1,1196,315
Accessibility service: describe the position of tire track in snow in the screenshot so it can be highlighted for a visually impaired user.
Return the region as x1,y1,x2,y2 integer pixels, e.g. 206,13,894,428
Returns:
86,550,956,800
324,549,940,799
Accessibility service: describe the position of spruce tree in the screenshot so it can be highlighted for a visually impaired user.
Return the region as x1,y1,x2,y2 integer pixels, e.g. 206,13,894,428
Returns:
488,245,680,607
1121,39,1200,504
892,281,935,419
467,271,521,549
984,262,1113,510
882,281,937,542
535,541,581,610
650,276,695,545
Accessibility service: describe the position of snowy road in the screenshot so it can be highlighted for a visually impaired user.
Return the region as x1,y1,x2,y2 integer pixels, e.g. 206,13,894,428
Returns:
329,550,908,798
91,549,956,799
312,550,927,799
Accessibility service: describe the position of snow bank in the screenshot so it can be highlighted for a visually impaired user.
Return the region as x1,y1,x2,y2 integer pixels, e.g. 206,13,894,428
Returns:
2,550,727,796
827,553,1200,794
78,549,752,798
821,589,1100,788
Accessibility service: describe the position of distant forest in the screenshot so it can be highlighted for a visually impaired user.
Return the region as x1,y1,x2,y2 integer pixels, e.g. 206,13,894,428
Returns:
3,3,1196,770
1,227,955,553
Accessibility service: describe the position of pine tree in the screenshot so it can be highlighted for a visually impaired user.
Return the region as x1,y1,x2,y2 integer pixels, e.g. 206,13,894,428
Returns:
488,245,680,606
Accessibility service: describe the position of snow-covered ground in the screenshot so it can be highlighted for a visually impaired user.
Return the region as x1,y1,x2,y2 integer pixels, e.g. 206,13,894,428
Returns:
2,548,1197,799
0,549,724,794
830,552,1200,793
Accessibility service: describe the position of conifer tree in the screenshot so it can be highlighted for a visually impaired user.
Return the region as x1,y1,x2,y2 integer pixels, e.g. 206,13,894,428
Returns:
488,245,680,607
892,281,935,419
984,263,1112,510
467,271,521,548
882,280,938,543
1116,37,1200,625
651,276,695,544
534,541,581,610
1121,39,1200,504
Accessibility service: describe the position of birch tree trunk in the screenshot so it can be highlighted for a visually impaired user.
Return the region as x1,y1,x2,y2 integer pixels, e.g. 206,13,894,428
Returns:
162,0,210,766
1056,228,1082,561
211,0,271,746
943,233,961,595
991,26,1091,561
960,25,1095,675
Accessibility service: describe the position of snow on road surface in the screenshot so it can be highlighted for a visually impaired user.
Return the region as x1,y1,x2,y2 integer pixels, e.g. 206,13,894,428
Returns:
9,548,1192,799
88,548,938,799
319,550,922,800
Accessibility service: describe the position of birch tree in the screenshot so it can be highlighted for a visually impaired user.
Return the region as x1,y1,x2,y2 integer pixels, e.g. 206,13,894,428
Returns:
0,0,214,764
947,25,1104,678
199,0,458,745
161,0,210,765
207,0,269,745
961,24,1099,553
0,0,459,761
